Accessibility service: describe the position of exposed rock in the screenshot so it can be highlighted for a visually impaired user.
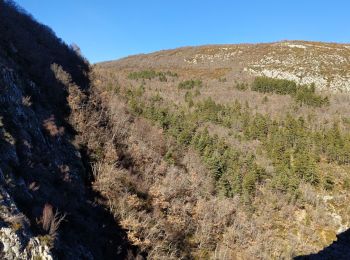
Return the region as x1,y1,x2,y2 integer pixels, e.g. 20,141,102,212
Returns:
108,40,350,92
0,186,53,260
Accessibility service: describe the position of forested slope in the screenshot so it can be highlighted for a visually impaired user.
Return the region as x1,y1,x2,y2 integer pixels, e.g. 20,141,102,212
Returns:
93,42,350,258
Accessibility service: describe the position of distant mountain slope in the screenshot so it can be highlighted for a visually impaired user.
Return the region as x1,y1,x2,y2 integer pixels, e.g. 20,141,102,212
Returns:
100,41,350,92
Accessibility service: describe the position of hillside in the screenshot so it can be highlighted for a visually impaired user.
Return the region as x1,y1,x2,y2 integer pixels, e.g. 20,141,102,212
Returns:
93,42,350,259
0,1,140,259
100,41,350,92
1,0,350,259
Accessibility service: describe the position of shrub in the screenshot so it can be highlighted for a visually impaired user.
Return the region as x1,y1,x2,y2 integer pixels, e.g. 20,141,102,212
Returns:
164,149,175,164
262,96,269,103
234,82,248,91
178,79,202,89
184,91,193,103
194,88,201,97
343,178,350,190
128,70,177,81
41,203,66,237
323,174,334,191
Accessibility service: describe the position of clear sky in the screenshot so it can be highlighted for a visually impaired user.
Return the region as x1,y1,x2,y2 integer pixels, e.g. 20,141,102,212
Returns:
15,0,350,63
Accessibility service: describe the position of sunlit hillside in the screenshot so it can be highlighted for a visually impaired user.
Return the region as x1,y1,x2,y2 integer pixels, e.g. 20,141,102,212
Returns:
91,42,350,258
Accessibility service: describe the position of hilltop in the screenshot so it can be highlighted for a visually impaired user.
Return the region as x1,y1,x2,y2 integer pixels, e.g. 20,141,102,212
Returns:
100,41,350,92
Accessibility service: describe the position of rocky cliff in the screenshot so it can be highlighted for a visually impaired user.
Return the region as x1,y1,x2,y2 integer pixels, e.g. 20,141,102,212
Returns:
0,1,136,259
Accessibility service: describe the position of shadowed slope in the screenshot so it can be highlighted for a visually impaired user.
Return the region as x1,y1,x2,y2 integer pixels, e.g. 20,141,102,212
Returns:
295,229,350,259
0,1,139,258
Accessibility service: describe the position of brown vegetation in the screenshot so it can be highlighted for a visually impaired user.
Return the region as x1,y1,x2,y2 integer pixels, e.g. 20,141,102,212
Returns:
0,1,138,258
90,46,350,258
2,1,350,258
41,203,66,237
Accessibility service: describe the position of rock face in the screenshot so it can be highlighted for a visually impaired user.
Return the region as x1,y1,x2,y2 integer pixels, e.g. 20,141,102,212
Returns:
0,187,52,260
245,42,350,92
103,41,350,92
0,59,73,259
0,1,134,259
0,62,53,259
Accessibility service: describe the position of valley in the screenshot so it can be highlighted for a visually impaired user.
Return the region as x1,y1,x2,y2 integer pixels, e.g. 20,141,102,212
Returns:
0,0,350,259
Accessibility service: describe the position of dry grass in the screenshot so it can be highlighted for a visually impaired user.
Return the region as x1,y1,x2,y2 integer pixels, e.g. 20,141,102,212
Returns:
43,115,64,137
41,203,66,237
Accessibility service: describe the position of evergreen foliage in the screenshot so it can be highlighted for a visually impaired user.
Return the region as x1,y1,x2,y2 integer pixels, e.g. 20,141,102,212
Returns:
178,79,202,89
252,77,329,107
120,84,350,201
128,70,178,81
234,82,249,91
252,76,297,95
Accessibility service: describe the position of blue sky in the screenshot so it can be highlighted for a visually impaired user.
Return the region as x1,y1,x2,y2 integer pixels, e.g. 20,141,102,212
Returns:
15,0,350,63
